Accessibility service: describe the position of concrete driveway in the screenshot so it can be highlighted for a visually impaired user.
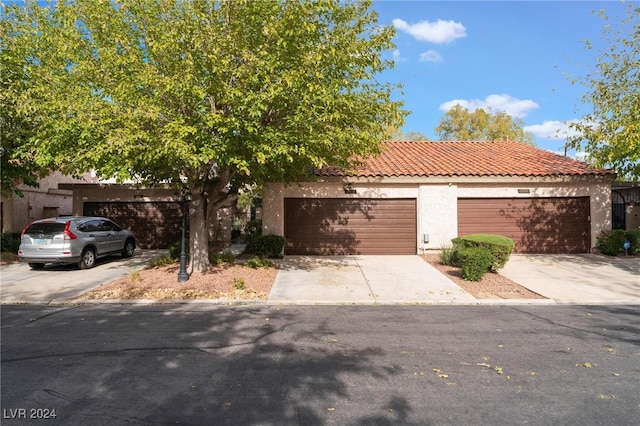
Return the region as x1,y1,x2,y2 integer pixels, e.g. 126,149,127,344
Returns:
500,254,640,304
0,250,166,304
268,255,476,304
269,253,639,305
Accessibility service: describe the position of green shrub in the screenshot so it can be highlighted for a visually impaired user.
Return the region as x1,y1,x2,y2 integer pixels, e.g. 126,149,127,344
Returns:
233,277,246,290
244,220,262,242
628,230,640,254
458,247,494,281
452,234,514,271
439,244,458,266
244,256,273,269
1,232,22,253
147,255,175,268
246,234,285,258
597,229,640,256
169,240,190,260
210,251,236,265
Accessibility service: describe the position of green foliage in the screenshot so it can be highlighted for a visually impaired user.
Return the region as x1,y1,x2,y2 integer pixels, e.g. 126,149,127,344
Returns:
1,232,21,253
244,256,273,269
169,241,190,260
458,247,494,281
386,126,429,141
597,229,640,256
147,255,175,269
2,0,406,272
567,4,640,180
246,234,285,258
233,278,246,290
452,234,515,271
210,251,236,266
435,104,534,144
439,244,458,266
244,220,263,242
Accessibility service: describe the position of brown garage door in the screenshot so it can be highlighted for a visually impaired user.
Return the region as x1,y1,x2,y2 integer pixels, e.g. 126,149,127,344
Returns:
458,197,590,253
284,198,416,255
83,202,184,249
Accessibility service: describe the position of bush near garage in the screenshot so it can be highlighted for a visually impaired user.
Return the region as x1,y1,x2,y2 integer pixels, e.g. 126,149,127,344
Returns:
169,240,189,260
452,234,515,271
245,234,285,258
1,232,21,254
597,229,640,256
457,246,495,281
0,232,21,263
243,220,262,242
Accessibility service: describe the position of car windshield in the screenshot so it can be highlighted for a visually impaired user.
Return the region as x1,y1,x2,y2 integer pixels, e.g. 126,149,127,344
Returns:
24,222,65,235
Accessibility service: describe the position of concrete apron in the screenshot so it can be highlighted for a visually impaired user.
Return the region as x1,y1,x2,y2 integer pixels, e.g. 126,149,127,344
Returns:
268,255,476,305
500,254,640,304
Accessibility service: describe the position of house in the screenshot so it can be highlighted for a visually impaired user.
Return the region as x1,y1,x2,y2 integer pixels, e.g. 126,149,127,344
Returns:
262,141,616,255
1,171,87,233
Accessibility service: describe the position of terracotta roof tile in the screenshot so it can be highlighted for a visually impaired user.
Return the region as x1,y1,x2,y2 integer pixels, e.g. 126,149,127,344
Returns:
317,141,614,178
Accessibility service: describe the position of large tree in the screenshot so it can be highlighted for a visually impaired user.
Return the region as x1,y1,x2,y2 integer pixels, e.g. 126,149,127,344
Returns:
435,104,534,144
0,16,50,198
2,0,405,271
567,4,640,181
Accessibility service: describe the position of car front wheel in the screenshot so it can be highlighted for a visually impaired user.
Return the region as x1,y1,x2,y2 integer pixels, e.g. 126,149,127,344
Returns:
78,248,96,269
122,239,135,258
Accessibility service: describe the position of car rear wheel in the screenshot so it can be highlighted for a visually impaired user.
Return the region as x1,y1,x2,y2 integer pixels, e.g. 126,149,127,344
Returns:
78,248,96,269
122,239,135,258
28,263,45,270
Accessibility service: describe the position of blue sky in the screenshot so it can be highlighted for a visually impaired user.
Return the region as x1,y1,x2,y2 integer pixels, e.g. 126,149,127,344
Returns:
372,0,632,154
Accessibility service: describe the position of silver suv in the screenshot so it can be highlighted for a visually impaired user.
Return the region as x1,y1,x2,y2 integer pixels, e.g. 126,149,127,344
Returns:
18,216,136,270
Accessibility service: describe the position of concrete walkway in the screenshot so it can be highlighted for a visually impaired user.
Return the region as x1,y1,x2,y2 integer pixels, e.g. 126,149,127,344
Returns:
500,254,640,304
268,255,476,305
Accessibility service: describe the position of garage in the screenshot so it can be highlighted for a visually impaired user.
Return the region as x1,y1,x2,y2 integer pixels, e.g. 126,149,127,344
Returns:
284,198,416,255
457,197,591,253
83,202,183,249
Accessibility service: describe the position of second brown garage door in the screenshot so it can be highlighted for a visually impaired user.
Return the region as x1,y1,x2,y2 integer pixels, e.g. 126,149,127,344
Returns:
458,197,591,253
285,198,416,255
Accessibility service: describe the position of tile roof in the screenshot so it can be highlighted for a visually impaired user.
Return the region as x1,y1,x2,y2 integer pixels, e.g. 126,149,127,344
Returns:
318,141,615,178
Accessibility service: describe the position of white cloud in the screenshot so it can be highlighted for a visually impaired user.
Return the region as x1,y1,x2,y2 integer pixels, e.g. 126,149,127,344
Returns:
392,49,406,62
419,50,442,63
392,18,467,44
439,94,539,118
524,120,582,140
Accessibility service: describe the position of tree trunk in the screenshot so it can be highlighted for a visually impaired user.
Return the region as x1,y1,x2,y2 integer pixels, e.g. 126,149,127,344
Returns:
188,190,210,273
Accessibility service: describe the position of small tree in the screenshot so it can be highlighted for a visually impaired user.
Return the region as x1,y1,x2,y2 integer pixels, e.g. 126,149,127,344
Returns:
567,4,640,180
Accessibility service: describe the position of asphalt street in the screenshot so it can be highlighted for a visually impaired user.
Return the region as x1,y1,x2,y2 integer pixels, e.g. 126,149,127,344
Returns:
1,304,639,425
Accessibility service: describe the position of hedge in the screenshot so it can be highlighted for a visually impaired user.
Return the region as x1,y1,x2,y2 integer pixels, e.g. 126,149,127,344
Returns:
452,234,515,271
1,232,22,254
458,246,494,281
597,229,640,256
245,234,285,258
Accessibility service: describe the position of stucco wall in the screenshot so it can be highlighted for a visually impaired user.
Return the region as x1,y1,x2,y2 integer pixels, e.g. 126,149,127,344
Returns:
263,175,614,253
1,172,88,233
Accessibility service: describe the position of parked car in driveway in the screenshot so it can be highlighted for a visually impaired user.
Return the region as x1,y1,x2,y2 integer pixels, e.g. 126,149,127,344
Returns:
18,216,136,270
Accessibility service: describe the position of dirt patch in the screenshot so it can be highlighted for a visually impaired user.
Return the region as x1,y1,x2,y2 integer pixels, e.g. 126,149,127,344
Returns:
76,262,278,301
422,254,546,300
